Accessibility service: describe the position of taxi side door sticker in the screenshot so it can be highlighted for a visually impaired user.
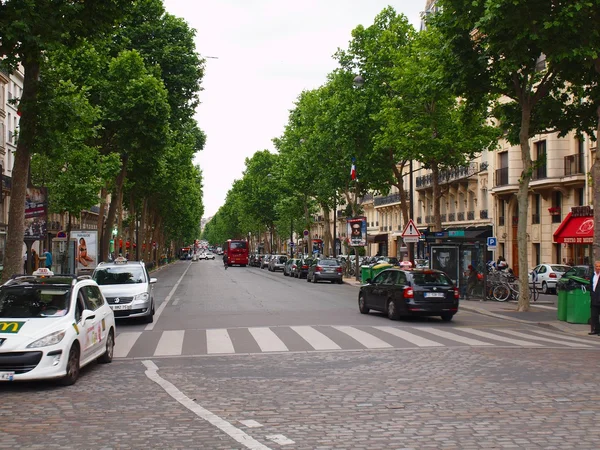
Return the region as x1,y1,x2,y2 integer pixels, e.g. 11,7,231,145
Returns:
0,321,25,333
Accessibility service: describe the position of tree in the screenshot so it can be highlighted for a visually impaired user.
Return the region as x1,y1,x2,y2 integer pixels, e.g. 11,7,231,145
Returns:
0,0,131,281
433,0,583,311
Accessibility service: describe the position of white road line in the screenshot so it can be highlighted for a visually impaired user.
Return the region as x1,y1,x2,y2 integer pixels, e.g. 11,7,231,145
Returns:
531,304,557,310
266,435,295,446
142,361,271,450
528,328,600,344
172,297,180,306
333,326,392,349
240,420,263,428
459,327,543,347
374,326,444,347
207,329,235,354
146,262,192,331
496,329,591,348
248,327,288,352
154,330,185,356
290,326,341,350
417,327,494,346
114,332,142,358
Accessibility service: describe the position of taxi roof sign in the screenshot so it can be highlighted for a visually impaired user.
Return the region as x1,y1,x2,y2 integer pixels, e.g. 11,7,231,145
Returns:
33,268,54,277
114,257,128,264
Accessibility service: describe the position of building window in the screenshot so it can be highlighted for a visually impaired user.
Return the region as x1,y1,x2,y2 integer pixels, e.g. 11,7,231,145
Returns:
533,140,547,180
577,187,585,206
498,199,505,226
552,191,562,223
532,194,541,224
533,243,541,266
554,243,562,265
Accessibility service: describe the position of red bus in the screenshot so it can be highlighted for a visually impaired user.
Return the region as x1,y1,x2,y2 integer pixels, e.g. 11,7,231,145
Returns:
223,239,249,266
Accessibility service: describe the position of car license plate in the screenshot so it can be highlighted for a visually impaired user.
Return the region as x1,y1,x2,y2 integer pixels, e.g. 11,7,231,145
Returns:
0,372,15,381
111,304,131,311
425,292,445,298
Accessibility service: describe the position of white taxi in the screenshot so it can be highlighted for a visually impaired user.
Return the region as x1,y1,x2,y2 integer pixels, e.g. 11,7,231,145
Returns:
0,268,116,385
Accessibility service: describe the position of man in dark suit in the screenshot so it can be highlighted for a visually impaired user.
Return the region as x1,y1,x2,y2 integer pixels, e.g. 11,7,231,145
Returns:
589,260,600,335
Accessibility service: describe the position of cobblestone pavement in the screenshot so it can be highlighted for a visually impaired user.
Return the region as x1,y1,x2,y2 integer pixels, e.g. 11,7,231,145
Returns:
2,346,600,449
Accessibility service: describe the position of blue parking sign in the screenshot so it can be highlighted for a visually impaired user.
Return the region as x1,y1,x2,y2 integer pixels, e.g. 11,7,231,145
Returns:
487,237,497,248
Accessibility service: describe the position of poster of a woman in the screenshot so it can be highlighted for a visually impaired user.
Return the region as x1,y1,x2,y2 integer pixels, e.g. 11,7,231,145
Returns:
72,231,98,270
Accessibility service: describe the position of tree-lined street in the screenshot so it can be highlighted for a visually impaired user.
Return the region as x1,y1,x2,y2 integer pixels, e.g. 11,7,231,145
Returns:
2,261,599,449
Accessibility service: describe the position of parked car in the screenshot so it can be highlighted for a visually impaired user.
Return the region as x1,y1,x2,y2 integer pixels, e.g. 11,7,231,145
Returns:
92,257,156,323
268,255,288,272
359,268,459,322
0,267,116,385
284,258,300,276
529,264,571,294
307,257,344,284
293,257,314,279
556,265,594,290
260,255,272,270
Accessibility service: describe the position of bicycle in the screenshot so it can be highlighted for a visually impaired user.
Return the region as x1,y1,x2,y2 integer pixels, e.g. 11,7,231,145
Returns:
492,279,539,302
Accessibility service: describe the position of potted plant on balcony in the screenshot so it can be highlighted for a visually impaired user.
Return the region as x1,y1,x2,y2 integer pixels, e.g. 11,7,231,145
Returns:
548,207,561,215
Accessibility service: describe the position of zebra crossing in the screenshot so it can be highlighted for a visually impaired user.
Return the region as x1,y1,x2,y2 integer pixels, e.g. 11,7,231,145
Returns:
114,325,600,358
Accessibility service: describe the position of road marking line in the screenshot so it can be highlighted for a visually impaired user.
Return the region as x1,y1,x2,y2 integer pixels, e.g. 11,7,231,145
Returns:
146,262,193,331
531,304,557,310
207,329,235,354
172,297,180,306
527,328,600,344
374,326,444,347
290,326,341,350
240,420,263,428
142,361,271,450
496,329,591,348
154,330,185,356
333,326,392,349
458,327,543,347
416,327,494,346
248,327,288,352
114,332,142,358
266,435,294,446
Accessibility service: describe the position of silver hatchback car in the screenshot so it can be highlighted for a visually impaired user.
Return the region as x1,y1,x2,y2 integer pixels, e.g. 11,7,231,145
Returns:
92,257,157,323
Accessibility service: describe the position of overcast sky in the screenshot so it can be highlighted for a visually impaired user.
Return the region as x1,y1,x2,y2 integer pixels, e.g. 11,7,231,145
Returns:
163,1,424,218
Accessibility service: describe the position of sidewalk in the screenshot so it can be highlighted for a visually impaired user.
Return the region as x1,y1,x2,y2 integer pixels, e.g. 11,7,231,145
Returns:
342,276,591,337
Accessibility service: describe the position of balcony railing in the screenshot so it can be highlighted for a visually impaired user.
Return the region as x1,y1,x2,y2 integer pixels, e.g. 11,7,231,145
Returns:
416,162,479,189
457,212,465,221
440,214,447,222
495,167,509,186
467,211,475,220
374,191,410,207
360,193,373,202
531,163,547,180
480,209,488,219
564,154,585,176
448,213,455,222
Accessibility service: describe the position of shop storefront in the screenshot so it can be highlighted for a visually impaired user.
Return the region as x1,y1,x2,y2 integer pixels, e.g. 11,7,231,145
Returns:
553,206,594,266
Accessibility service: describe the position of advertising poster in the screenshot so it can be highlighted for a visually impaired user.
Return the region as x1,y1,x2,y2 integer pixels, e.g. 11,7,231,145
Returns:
72,230,98,270
347,216,367,247
24,187,47,240
431,245,459,284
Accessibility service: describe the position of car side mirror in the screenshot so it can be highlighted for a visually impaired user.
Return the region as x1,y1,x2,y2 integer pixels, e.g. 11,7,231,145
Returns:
82,311,96,322
150,278,157,284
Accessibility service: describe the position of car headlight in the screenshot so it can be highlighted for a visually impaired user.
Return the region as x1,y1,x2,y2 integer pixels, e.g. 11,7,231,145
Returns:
27,330,67,348
134,292,149,302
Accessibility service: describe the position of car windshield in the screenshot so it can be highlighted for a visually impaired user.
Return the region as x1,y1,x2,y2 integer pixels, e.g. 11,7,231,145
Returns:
551,265,571,273
563,266,590,278
412,272,452,286
319,259,338,266
0,286,71,318
278,256,287,263
93,266,146,285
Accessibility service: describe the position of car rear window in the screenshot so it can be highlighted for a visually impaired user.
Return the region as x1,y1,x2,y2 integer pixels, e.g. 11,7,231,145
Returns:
319,259,338,266
278,256,287,263
551,265,571,273
412,272,452,286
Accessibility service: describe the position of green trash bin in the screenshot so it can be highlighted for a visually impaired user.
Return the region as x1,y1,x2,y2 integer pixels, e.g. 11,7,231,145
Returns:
361,265,373,284
372,263,393,278
566,282,591,324
557,287,568,321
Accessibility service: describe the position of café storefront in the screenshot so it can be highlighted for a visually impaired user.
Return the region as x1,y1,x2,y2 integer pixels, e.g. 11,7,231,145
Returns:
553,206,594,265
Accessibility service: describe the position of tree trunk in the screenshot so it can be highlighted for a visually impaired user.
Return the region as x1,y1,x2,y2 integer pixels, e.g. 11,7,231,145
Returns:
517,103,533,312
101,161,127,262
321,203,333,256
97,187,107,238
304,196,311,256
390,152,409,225
140,198,148,260
432,164,442,232
1,58,41,282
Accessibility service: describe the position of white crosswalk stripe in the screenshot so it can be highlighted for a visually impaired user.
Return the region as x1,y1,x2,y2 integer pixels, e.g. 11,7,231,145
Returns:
115,325,599,358
248,327,288,352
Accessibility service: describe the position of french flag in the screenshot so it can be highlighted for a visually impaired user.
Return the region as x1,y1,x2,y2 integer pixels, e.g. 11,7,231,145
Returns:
350,158,357,180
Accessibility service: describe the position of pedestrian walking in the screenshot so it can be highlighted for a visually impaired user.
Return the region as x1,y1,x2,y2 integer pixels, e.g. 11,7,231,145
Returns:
43,248,52,269
465,265,479,300
589,260,600,335
223,252,228,270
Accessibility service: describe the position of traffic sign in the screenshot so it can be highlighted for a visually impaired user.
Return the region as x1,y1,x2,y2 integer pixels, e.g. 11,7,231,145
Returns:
402,236,419,243
401,219,421,238
303,229,309,237
487,237,497,249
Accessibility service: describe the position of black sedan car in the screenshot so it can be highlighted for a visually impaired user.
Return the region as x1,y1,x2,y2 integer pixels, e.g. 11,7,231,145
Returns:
358,268,459,322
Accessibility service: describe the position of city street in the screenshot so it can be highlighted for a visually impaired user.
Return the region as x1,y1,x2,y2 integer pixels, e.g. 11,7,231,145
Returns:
2,260,600,449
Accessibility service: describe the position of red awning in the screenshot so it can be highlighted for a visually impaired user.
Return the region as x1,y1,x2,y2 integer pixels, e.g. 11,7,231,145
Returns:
553,213,594,244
